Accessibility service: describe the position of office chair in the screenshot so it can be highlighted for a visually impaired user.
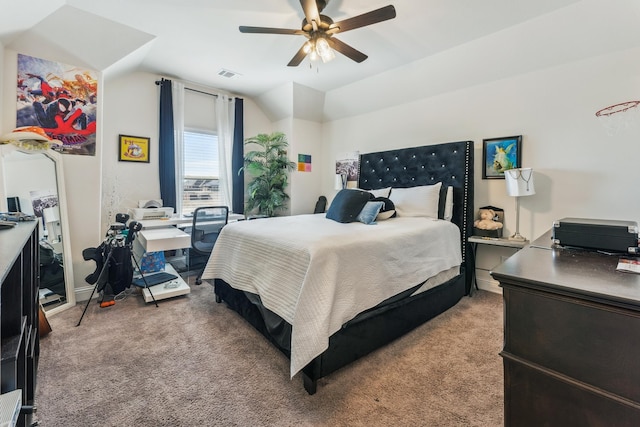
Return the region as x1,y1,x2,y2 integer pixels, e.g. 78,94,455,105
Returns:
190,206,229,285
314,196,327,214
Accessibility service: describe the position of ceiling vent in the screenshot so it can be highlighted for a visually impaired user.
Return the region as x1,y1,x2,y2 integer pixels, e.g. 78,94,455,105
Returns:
217,69,241,79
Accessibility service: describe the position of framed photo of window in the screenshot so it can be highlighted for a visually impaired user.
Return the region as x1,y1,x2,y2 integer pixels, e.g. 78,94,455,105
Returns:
482,135,522,179
119,135,150,163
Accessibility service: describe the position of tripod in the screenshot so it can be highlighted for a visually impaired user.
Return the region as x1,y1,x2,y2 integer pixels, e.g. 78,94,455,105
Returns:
77,220,158,326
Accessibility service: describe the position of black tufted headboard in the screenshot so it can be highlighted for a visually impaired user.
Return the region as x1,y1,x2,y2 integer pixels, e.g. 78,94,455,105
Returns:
358,140,474,293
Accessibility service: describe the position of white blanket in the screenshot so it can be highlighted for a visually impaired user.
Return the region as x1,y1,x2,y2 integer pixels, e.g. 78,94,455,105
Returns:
202,214,462,377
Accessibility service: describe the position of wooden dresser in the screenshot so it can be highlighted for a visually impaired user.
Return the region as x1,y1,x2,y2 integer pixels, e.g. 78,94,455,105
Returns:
491,230,640,426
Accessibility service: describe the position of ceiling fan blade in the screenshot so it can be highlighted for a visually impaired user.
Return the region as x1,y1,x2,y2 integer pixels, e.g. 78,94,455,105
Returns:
331,5,396,34
300,0,321,27
287,44,308,67
239,26,305,35
328,37,368,63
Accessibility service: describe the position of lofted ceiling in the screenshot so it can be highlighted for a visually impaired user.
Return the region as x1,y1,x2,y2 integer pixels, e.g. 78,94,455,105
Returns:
0,0,637,101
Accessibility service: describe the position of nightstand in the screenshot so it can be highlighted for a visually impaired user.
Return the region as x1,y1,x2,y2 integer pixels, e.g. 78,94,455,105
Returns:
468,236,528,294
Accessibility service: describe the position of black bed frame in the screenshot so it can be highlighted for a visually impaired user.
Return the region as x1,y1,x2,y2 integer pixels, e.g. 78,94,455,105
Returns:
214,140,474,394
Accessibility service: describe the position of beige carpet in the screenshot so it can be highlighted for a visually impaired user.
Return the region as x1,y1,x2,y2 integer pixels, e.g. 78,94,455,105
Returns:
37,277,503,426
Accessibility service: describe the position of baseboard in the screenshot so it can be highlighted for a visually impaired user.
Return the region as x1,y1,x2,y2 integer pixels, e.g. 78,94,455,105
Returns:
75,285,98,302
476,276,502,294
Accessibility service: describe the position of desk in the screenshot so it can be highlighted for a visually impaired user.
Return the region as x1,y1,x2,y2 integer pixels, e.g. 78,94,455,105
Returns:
134,228,191,302
492,231,640,425
138,213,244,229
137,227,190,252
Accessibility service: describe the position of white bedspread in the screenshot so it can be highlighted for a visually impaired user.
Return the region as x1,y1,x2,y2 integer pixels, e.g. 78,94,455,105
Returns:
202,214,462,377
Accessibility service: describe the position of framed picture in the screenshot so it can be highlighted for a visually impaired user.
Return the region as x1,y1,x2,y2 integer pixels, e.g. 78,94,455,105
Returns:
482,135,522,179
119,135,150,163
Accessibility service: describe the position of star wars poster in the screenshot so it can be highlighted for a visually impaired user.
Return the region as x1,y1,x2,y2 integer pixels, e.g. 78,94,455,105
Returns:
17,53,98,155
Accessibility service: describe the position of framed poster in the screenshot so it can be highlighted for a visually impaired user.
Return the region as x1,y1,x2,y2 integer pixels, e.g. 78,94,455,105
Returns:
119,135,150,163
482,135,522,179
17,53,98,155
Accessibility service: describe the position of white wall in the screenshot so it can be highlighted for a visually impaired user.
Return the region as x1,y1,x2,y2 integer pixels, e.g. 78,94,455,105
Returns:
1,49,102,299
322,46,640,242
290,118,323,215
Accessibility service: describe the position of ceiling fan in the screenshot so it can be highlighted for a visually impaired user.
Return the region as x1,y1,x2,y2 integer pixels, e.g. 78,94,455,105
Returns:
239,0,396,66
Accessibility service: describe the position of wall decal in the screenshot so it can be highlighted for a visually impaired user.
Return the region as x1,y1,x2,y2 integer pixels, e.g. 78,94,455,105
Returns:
298,154,311,172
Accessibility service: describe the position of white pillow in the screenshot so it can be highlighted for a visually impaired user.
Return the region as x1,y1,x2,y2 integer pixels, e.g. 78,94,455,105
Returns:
444,186,454,221
389,183,442,218
358,187,391,198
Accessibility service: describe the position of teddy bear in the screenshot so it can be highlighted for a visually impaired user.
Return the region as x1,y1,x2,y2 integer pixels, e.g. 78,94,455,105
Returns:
474,208,503,230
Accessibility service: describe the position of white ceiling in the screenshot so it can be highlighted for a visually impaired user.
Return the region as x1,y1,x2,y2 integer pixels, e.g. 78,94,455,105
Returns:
1,0,602,98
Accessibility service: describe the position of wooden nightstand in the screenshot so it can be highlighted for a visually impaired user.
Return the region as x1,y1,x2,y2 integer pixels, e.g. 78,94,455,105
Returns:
468,236,528,294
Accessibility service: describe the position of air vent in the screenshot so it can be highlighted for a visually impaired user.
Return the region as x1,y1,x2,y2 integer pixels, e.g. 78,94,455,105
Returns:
217,69,241,79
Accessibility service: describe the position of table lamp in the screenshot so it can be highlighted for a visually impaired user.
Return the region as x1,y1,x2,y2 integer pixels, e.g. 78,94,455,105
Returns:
334,173,346,190
43,206,61,243
505,168,535,242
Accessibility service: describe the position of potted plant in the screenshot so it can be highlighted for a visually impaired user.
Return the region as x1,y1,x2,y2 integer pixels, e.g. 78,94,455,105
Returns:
242,132,296,217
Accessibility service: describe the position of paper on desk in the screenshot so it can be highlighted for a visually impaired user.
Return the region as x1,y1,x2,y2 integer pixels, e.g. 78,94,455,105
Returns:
616,258,640,274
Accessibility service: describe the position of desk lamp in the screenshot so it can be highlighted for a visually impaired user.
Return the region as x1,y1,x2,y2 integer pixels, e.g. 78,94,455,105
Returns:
505,168,535,242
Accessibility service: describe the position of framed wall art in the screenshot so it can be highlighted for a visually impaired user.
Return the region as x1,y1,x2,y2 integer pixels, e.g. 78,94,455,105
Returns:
119,135,150,163
482,135,522,179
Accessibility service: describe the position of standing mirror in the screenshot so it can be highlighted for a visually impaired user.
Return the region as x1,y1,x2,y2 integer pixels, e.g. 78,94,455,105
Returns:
0,145,75,314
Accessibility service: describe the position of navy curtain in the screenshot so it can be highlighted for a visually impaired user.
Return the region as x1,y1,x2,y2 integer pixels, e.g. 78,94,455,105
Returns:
232,98,244,214
158,79,177,210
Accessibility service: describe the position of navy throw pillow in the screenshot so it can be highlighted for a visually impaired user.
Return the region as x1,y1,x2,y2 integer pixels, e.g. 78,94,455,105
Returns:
326,189,373,223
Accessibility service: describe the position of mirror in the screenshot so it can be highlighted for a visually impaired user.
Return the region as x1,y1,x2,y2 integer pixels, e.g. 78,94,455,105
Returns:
0,145,75,314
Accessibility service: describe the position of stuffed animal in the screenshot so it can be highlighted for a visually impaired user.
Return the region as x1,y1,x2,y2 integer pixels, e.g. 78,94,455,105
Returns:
474,208,503,230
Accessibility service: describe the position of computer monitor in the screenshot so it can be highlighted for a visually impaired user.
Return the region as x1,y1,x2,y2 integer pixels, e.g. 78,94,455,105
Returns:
7,197,21,213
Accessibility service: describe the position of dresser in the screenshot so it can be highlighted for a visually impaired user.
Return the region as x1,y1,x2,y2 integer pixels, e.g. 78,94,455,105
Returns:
491,230,640,426
0,222,40,427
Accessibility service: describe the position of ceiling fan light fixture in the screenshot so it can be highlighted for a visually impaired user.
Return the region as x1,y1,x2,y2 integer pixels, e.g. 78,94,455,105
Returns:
315,36,334,63
303,40,314,54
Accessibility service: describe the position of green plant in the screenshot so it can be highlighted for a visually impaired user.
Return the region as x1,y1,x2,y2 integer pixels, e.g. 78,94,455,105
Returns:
242,132,296,217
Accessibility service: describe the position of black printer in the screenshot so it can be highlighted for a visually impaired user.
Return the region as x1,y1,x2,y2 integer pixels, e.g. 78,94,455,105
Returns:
552,217,639,254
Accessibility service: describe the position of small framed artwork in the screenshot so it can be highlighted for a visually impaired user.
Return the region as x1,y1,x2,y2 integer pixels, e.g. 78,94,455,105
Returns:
482,135,522,179
119,135,150,163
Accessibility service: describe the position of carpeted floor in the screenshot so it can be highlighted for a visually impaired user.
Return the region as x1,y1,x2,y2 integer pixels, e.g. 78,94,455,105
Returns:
37,277,503,426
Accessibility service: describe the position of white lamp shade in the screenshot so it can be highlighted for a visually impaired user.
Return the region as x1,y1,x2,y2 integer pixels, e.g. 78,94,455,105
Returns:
334,174,344,190
505,168,535,197
43,206,60,223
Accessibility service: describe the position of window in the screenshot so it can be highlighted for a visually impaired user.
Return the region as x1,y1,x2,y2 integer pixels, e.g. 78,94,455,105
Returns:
182,130,219,215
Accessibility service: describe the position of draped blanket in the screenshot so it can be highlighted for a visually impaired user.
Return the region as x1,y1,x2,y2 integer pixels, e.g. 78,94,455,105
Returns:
202,214,462,376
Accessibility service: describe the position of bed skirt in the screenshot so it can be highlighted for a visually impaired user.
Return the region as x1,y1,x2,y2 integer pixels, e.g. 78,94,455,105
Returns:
213,267,466,394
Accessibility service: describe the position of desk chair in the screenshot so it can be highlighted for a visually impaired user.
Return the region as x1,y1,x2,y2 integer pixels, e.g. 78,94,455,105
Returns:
191,206,229,285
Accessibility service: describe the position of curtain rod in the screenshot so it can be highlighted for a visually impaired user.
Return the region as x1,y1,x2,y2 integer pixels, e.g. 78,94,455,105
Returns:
154,79,241,100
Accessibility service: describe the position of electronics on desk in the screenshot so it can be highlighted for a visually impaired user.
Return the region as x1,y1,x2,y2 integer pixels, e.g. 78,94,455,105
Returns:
6,196,20,213
129,199,174,220
552,217,639,254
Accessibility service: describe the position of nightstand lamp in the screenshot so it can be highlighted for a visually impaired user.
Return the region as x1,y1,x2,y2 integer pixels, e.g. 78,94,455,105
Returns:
505,168,535,242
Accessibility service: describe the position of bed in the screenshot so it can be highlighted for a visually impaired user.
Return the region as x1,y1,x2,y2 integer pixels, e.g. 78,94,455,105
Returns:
202,140,474,394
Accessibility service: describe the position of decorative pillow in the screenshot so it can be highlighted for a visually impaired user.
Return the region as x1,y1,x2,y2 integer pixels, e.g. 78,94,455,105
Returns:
357,201,384,225
326,189,373,223
371,196,396,220
389,182,442,218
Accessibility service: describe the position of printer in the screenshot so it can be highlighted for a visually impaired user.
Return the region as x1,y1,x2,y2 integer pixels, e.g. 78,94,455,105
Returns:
129,199,174,221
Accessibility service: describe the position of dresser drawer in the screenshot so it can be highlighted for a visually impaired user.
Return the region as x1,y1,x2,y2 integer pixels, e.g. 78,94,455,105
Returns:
503,285,640,403
504,358,640,427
